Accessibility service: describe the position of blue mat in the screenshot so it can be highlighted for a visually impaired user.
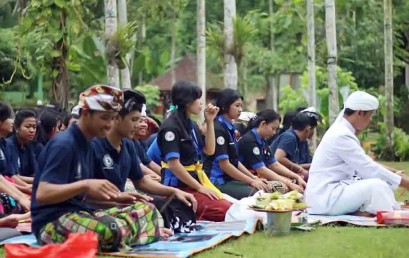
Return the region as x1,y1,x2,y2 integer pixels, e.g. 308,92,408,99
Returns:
0,219,261,258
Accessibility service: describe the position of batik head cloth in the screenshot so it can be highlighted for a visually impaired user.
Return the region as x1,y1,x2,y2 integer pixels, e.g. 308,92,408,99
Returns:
78,85,123,112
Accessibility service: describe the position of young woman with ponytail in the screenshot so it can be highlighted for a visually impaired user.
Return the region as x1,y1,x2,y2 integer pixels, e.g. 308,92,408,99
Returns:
157,81,232,222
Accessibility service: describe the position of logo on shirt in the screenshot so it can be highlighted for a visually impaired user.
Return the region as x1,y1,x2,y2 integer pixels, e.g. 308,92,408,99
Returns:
0,149,5,161
103,154,114,169
165,131,175,142
217,136,225,145
253,147,260,155
75,163,82,180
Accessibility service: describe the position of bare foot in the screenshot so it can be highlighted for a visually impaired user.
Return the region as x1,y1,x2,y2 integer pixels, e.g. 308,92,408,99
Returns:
160,228,173,240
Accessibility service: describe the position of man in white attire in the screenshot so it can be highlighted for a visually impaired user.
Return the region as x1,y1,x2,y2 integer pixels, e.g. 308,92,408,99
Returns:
305,91,409,215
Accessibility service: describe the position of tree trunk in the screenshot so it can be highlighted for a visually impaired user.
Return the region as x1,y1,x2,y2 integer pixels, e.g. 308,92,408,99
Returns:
50,11,69,110
170,11,177,87
325,0,339,124
105,0,120,87
138,15,146,86
118,0,131,89
197,0,206,123
223,0,237,89
266,0,278,111
307,0,317,150
384,0,394,159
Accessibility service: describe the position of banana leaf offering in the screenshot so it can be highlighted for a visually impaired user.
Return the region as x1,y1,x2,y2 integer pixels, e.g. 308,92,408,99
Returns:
251,190,307,212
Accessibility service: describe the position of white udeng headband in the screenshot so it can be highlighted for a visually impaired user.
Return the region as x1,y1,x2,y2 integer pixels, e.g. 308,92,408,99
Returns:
334,91,379,125
141,104,147,116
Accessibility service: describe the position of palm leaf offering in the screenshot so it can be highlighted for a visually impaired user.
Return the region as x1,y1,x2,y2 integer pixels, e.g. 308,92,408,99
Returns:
250,190,307,211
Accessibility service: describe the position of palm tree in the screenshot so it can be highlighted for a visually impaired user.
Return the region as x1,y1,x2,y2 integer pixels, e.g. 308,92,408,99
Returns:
384,0,394,159
325,0,339,124
223,0,237,89
197,0,206,123
105,0,120,87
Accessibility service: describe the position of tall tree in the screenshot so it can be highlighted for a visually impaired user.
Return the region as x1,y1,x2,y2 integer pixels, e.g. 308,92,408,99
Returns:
223,0,237,89
384,0,394,159
105,0,120,87
307,0,317,149
118,0,131,89
325,0,339,124
197,0,206,122
265,0,277,111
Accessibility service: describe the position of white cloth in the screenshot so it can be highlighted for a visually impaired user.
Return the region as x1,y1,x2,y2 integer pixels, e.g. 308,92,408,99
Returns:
305,118,401,215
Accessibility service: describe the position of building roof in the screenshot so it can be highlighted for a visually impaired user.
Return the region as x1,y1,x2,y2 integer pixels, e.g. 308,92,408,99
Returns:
149,53,223,91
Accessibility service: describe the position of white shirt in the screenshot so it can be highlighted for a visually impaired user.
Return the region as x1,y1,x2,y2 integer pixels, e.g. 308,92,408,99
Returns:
305,118,401,214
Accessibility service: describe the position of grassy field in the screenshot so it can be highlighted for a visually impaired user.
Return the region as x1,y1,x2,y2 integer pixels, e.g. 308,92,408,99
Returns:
1,162,408,258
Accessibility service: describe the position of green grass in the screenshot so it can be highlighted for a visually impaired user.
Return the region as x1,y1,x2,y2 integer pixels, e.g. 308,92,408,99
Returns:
1,162,408,258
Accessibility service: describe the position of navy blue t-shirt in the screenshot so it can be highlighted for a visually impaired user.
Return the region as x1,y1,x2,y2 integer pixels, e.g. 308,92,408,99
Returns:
203,116,238,185
91,138,144,191
6,135,43,177
0,138,17,176
31,124,94,236
238,128,277,172
270,129,308,164
147,138,161,165
134,140,152,166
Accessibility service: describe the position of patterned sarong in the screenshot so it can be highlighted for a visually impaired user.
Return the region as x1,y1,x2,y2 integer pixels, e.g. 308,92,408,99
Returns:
0,193,24,217
38,202,164,251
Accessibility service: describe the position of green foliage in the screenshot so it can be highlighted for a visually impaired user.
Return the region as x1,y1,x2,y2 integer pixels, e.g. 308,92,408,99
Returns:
374,123,409,161
301,65,359,125
278,85,308,114
106,22,138,69
134,84,160,111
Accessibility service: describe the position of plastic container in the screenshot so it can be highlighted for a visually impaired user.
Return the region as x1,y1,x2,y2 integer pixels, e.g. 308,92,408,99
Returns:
265,211,292,236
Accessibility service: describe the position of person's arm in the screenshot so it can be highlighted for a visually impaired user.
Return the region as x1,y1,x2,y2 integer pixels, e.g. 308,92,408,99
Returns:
336,135,402,189
268,162,306,188
134,176,176,196
254,166,303,192
301,163,311,170
0,176,30,211
134,177,197,210
16,175,34,184
275,149,308,176
148,161,162,175
238,162,259,178
219,159,269,191
140,163,161,181
202,104,219,155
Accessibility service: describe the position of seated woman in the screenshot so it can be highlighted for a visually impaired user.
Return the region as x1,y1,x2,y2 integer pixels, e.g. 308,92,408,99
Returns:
203,89,270,199
157,81,232,222
0,103,33,197
238,110,306,193
7,109,43,184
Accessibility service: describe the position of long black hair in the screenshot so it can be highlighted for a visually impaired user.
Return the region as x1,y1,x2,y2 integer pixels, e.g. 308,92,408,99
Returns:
35,108,60,145
14,109,37,131
243,109,281,135
0,102,13,122
168,81,202,137
215,88,243,116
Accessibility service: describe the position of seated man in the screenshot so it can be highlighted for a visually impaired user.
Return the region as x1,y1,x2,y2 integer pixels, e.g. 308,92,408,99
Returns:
270,110,319,179
31,85,168,251
305,91,409,215
91,89,197,233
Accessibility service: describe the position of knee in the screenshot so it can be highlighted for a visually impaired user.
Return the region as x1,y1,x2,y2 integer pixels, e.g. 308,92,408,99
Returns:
97,216,122,252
